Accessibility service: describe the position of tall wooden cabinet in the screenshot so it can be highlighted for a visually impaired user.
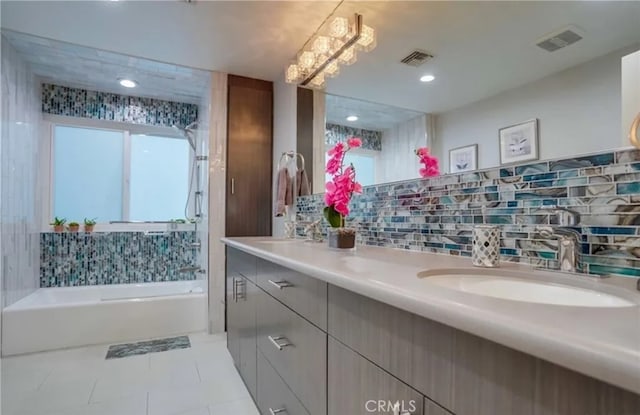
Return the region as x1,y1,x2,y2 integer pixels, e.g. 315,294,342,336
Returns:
226,75,273,237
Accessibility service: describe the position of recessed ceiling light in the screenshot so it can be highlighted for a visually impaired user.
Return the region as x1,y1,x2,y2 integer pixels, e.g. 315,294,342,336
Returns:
346,115,358,122
119,79,137,88
420,75,435,83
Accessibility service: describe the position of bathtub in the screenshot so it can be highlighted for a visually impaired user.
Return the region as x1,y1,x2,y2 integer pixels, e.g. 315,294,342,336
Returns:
2,280,207,356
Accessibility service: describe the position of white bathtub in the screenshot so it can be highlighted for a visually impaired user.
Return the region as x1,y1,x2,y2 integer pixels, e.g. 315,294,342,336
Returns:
2,280,207,356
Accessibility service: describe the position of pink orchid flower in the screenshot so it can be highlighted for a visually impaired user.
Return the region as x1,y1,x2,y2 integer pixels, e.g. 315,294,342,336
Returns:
415,147,440,178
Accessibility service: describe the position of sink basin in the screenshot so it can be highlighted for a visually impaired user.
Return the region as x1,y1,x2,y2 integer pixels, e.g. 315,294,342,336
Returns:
418,269,637,308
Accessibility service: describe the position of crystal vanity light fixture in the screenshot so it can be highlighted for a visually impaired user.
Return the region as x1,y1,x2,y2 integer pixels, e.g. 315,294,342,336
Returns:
284,14,376,89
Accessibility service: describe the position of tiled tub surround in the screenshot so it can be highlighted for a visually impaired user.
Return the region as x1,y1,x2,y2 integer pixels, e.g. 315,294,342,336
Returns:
40,231,198,287
41,83,198,127
1,36,42,307
298,148,640,278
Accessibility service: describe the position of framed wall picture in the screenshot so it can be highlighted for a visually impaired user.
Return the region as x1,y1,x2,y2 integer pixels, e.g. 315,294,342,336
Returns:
499,119,539,165
449,144,478,173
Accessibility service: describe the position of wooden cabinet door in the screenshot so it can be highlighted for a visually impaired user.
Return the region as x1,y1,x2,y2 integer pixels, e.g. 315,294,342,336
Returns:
237,277,258,399
226,75,273,237
328,337,424,415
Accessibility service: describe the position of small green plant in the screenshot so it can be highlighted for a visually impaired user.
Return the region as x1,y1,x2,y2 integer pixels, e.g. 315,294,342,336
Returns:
84,218,97,226
51,217,66,226
68,222,79,227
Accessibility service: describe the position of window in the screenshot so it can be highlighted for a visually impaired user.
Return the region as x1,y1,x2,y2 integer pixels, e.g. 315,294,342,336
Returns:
52,125,190,223
325,150,376,187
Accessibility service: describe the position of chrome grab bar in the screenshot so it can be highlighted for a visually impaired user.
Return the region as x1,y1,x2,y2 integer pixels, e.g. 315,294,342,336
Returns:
268,280,293,290
268,335,292,350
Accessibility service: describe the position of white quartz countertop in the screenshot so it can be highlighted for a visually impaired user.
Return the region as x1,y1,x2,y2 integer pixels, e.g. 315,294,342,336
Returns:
221,237,640,395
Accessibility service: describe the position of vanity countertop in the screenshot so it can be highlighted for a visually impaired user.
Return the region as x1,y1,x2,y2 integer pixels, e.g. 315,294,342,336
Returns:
221,236,640,395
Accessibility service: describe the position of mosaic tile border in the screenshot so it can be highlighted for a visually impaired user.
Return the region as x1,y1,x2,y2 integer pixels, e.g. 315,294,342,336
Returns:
326,122,382,151
40,231,198,287
41,83,198,127
298,148,640,278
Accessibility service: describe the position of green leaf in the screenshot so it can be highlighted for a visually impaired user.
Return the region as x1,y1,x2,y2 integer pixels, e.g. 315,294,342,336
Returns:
323,206,343,228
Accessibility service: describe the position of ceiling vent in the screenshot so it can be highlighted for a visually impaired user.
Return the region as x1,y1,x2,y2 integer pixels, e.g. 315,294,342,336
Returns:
400,50,434,67
536,26,583,52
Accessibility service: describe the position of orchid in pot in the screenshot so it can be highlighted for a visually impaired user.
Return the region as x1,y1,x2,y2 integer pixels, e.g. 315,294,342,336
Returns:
324,137,363,249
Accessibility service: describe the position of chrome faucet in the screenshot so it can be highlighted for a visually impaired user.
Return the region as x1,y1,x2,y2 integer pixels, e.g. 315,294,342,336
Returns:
304,219,324,242
536,206,582,273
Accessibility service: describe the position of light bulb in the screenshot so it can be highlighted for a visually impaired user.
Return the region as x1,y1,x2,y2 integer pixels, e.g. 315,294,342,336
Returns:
324,60,340,78
309,72,325,89
338,45,357,66
298,51,316,70
312,36,331,55
285,64,300,83
329,16,349,38
356,24,376,51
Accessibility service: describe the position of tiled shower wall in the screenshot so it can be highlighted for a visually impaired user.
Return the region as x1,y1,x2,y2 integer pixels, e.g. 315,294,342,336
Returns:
40,231,197,287
41,83,198,127
326,123,382,151
298,148,640,277
1,36,42,306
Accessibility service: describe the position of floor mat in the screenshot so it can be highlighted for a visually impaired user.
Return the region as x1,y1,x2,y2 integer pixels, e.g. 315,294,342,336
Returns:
105,335,191,359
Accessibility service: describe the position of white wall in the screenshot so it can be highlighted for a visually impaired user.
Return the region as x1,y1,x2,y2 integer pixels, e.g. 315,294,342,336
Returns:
378,114,429,183
272,77,297,237
1,36,42,308
435,45,639,171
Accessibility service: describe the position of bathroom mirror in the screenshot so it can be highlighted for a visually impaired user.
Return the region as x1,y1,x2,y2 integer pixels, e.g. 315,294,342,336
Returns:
298,1,640,193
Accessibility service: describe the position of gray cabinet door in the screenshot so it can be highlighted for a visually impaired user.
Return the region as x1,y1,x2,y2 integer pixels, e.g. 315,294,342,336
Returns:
328,337,424,415
257,349,310,415
257,289,327,415
328,284,454,410
237,277,258,399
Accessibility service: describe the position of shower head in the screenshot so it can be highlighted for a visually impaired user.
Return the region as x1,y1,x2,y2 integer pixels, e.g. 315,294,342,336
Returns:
172,124,197,151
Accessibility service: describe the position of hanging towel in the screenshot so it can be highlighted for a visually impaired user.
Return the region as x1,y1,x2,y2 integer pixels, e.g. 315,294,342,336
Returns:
296,168,311,196
275,167,292,217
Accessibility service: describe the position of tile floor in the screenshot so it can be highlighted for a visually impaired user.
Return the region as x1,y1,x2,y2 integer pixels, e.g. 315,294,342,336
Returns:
1,332,259,415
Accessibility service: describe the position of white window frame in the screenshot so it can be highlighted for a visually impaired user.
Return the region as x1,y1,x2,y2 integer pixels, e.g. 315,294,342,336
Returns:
41,114,195,232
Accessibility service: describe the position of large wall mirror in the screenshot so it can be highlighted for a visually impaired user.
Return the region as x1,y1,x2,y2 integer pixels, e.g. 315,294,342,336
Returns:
296,1,640,194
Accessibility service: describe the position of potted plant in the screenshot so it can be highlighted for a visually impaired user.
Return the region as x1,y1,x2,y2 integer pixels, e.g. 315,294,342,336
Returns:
51,217,66,233
84,218,97,233
68,221,80,232
324,137,363,249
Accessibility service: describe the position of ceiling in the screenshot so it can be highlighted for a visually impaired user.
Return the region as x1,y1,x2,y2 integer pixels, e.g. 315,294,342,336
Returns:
2,30,210,104
325,94,421,131
2,1,639,114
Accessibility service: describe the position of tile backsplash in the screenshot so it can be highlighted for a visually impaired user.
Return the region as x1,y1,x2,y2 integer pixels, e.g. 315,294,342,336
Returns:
326,123,382,151
298,148,640,277
41,83,198,127
40,231,198,287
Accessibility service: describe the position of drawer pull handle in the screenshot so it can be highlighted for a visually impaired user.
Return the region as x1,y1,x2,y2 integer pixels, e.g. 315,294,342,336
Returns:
234,279,245,301
269,409,286,415
268,279,293,289
268,335,292,350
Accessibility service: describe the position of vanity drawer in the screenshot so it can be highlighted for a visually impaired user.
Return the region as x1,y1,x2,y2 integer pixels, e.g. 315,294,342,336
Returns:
257,349,310,415
256,259,327,330
328,337,424,415
257,290,327,415
227,247,257,283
